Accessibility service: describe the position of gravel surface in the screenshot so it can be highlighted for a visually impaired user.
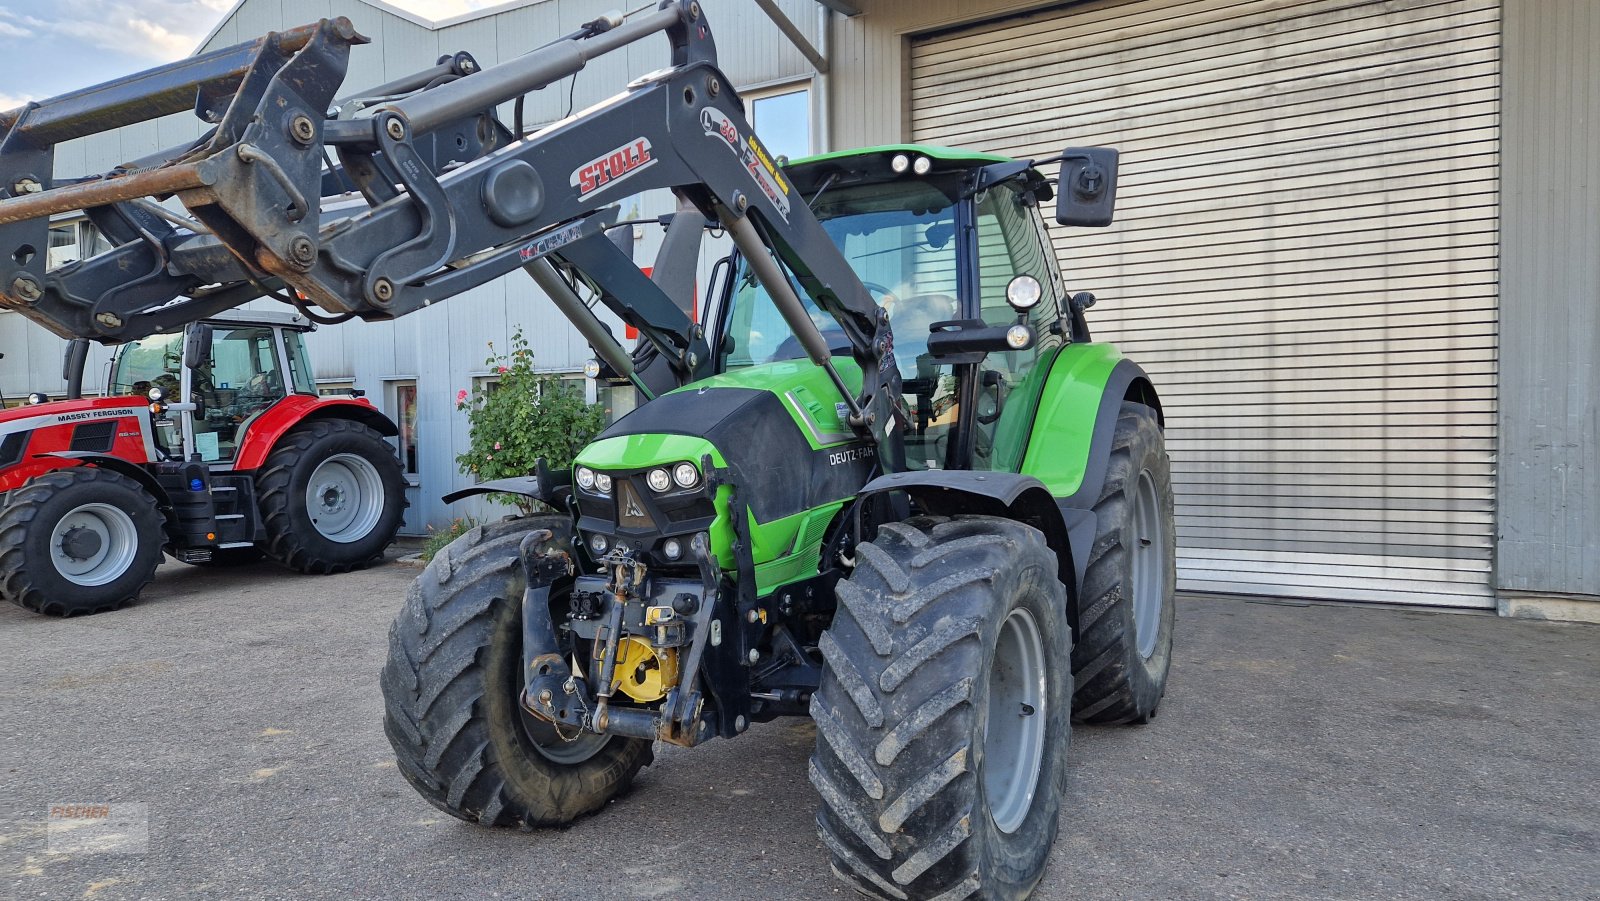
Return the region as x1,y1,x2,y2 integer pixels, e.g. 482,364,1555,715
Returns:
1,555,1595,900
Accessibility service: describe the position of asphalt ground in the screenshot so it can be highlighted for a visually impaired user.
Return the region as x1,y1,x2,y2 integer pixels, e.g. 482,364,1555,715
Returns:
1,553,1595,901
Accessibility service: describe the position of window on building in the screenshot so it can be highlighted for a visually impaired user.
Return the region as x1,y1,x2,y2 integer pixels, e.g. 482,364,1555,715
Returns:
388,380,420,478
45,219,114,269
597,383,638,426
747,85,811,161
472,371,586,397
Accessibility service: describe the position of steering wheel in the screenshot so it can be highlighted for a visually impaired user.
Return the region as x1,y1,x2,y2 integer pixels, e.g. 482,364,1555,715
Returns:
860,280,895,305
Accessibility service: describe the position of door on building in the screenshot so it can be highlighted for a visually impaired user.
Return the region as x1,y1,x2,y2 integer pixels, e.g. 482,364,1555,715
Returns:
908,0,1499,607
386,379,424,536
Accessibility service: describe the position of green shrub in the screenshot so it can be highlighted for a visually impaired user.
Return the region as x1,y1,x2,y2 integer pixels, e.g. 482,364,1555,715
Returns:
420,516,480,562
455,328,605,514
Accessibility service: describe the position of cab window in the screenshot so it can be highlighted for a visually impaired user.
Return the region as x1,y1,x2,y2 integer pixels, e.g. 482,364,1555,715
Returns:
971,182,1062,471
719,177,963,472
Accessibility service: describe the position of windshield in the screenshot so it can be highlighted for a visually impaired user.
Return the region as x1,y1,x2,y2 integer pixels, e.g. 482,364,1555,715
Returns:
109,331,183,396
720,178,961,380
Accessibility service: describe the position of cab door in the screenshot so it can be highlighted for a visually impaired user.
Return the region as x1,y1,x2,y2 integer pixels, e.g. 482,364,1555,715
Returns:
182,325,290,463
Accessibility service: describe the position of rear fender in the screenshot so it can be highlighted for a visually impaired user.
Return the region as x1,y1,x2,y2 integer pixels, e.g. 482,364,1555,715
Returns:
232,396,398,471
1019,345,1161,508
1015,347,1162,609
857,470,1081,635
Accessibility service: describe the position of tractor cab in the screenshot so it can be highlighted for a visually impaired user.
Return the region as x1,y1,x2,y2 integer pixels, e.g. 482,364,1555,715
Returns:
718,145,1102,473
107,310,318,465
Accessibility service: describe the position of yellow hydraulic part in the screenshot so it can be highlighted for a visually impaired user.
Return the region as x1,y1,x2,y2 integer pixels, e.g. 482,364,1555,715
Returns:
603,635,679,703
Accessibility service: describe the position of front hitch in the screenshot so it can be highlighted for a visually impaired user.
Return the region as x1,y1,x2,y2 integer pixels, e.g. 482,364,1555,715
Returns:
517,527,723,748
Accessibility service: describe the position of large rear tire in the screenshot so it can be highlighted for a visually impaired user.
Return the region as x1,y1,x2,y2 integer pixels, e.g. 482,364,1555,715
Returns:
381,516,652,827
255,418,406,574
812,516,1072,901
0,468,163,616
1071,401,1177,724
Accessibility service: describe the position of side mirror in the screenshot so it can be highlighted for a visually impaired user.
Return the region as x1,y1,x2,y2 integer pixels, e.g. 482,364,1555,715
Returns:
184,323,213,370
1055,147,1118,227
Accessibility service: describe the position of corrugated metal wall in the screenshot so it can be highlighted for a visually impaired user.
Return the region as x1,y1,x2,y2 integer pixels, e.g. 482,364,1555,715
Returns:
1498,0,1599,599
905,0,1500,607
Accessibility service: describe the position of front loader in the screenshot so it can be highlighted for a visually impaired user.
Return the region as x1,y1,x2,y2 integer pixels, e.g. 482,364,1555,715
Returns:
0,4,1175,898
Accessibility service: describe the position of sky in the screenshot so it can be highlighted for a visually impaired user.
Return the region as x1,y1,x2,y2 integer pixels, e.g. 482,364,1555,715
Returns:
0,0,503,110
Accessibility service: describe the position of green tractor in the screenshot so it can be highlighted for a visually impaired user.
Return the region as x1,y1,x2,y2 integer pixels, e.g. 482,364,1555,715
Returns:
382,145,1174,901
0,6,1172,895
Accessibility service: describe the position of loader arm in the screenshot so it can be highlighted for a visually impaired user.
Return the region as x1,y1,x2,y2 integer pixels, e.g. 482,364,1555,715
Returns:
0,0,900,455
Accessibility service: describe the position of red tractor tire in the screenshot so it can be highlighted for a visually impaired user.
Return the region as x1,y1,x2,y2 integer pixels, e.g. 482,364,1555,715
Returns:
255,418,407,574
0,467,164,616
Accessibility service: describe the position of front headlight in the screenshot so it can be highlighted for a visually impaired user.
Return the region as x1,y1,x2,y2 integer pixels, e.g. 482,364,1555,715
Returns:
646,467,672,492
594,473,613,494
672,462,699,489
576,466,596,490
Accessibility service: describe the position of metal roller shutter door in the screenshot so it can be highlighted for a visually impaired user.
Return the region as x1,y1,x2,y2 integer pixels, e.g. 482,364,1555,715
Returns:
909,0,1499,607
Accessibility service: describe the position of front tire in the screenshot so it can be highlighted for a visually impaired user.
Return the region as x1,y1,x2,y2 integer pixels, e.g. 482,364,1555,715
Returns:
1071,401,1177,724
0,468,163,616
812,516,1072,901
255,418,406,574
381,516,652,826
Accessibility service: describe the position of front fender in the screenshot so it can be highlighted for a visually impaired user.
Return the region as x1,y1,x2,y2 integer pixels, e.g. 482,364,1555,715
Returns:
442,460,574,511
857,470,1081,632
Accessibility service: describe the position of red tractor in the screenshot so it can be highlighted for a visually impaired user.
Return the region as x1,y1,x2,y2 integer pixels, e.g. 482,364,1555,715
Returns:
0,310,407,616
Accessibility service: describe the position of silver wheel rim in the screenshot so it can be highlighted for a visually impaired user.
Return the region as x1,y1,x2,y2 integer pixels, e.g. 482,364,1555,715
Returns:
983,606,1047,835
306,453,385,543
50,503,139,587
1131,470,1166,659
520,714,614,764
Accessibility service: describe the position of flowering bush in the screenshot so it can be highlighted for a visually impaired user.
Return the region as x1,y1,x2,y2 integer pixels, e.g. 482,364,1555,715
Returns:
456,329,605,514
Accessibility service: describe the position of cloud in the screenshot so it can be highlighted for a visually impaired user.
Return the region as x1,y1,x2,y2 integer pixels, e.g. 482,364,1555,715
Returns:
55,16,195,62
0,93,30,111
8,0,234,63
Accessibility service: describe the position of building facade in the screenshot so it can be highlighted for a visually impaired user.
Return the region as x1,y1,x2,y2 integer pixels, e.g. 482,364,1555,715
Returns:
2,0,1593,618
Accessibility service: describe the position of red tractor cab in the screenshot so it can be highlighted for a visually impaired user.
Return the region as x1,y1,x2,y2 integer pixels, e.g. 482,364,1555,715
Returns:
0,310,406,616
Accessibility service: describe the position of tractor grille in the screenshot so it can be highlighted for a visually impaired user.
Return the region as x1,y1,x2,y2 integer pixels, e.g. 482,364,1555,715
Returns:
69,420,118,453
